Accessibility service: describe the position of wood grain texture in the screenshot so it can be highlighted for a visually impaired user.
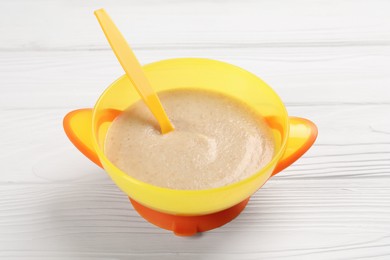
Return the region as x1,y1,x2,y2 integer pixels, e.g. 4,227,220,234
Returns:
1,0,390,50
1,47,390,109
1,180,390,259
1,0,390,259
0,104,388,183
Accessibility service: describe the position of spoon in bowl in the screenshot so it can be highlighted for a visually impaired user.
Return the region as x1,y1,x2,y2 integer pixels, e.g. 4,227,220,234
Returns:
94,8,174,134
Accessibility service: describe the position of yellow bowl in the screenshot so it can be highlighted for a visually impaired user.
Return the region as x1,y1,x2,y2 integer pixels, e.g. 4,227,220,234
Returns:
64,58,317,216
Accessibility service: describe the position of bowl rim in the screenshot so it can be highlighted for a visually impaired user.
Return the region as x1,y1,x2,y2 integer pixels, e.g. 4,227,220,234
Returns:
91,57,289,196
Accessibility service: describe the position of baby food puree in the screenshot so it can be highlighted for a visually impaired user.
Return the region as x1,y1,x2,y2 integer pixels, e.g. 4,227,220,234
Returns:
104,89,274,190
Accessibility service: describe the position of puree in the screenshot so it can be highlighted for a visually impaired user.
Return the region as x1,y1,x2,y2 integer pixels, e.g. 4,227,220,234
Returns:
104,89,274,190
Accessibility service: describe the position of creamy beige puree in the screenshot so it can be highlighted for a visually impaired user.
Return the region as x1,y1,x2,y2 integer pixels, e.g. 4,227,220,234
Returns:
104,89,274,190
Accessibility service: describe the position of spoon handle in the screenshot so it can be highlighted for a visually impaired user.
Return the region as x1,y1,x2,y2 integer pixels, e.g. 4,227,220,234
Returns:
94,8,174,134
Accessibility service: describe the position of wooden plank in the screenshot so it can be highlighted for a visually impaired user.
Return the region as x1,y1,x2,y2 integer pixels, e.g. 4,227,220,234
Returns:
0,104,388,183
1,47,390,109
0,180,390,259
1,0,390,50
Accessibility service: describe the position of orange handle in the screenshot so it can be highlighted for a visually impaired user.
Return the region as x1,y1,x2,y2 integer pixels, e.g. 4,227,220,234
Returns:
272,117,318,176
63,109,102,168
64,111,317,177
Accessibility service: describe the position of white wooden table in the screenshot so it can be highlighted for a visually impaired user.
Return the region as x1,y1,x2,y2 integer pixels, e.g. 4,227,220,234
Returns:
1,1,390,259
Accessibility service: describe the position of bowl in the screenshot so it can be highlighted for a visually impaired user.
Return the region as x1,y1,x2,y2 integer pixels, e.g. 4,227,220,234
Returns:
64,58,317,234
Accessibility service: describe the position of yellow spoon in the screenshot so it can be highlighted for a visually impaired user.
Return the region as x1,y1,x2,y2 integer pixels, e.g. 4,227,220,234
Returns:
94,9,174,134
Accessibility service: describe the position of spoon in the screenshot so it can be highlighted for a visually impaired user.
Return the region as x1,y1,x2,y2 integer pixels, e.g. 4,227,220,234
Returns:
94,9,174,134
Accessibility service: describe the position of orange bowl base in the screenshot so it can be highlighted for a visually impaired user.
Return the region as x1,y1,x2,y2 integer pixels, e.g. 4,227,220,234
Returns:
129,197,250,236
